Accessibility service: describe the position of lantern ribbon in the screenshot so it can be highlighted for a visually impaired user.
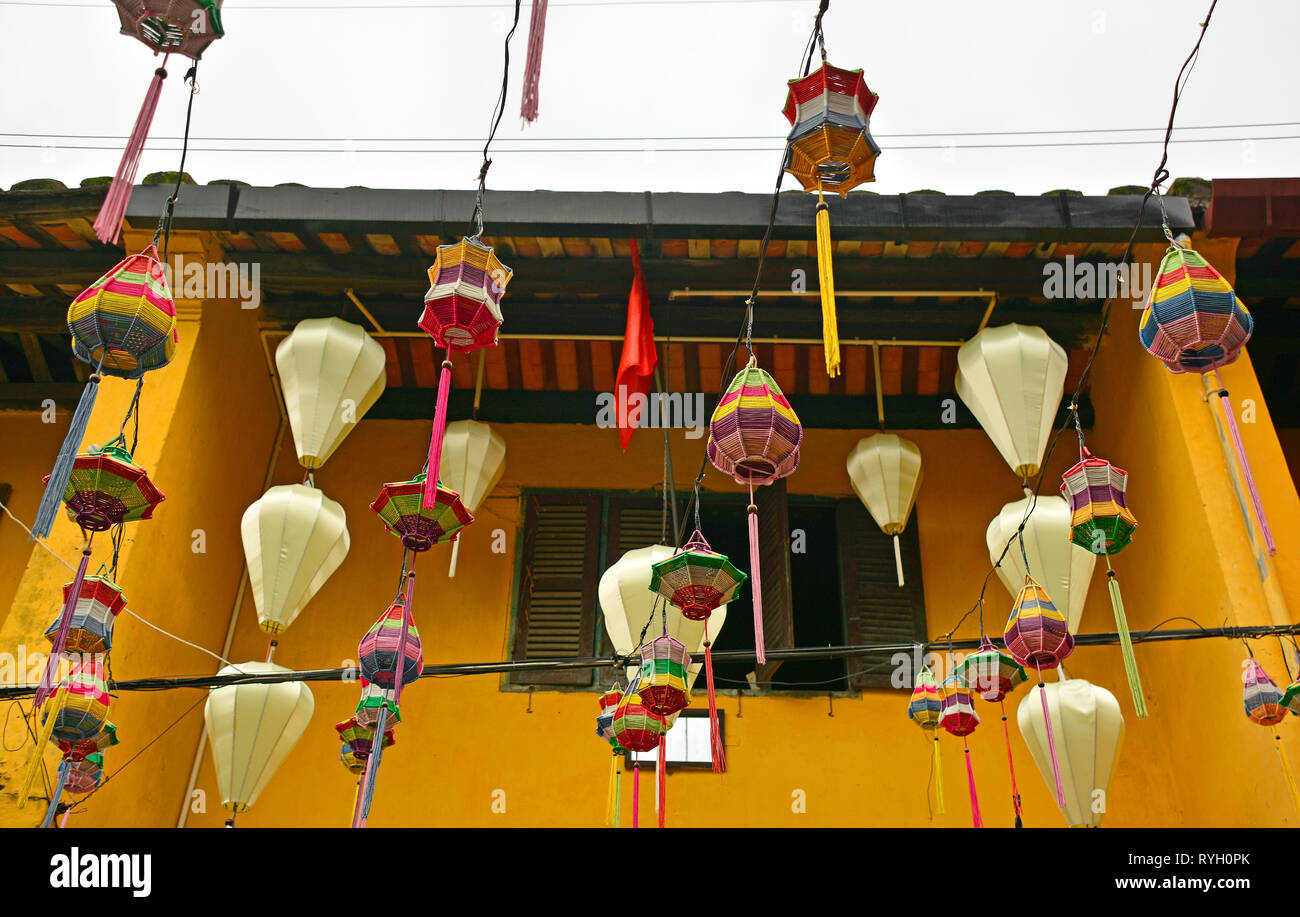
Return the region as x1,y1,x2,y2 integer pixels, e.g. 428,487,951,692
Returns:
605,754,620,827
932,733,945,816
963,738,983,828
1105,559,1148,718
747,483,766,666
520,0,548,124
32,362,103,539
814,191,841,378
93,60,170,245
657,734,667,829
632,761,640,829
1035,675,1067,807
1000,703,1023,828
41,760,70,829
422,358,454,510
1211,371,1276,555
35,538,94,709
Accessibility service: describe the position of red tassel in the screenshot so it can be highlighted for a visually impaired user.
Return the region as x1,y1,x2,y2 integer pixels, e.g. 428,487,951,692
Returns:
1001,702,1023,826
704,621,725,773
747,486,765,667
632,761,640,828
964,738,983,828
94,62,169,245
519,0,548,124
1037,675,1067,807
657,734,666,828
1215,373,1276,554
422,358,453,510
36,539,93,709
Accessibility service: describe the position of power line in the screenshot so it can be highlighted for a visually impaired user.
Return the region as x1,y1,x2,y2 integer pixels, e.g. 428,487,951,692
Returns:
1,0,809,8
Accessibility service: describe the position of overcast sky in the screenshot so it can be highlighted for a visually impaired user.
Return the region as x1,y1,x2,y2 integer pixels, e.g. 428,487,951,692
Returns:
2,0,1297,196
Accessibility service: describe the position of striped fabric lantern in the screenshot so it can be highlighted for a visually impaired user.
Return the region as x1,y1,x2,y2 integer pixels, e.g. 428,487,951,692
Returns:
355,677,401,728
707,356,802,666
1241,656,1300,816
34,246,177,539
358,599,424,690
649,529,746,772
907,665,945,816
1061,447,1147,718
637,636,691,718
417,237,513,512
439,420,506,577
956,638,1027,826
940,673,982,828
596,686,625,827
50,659,111,744
49,444,166,534
44,576,127,655
782,61,880,377
371,473,473,553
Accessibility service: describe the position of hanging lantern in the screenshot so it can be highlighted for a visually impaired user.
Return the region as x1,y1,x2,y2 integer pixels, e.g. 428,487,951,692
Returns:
1139,238,1273,555
845,433,923,587
636,636,691,718
782,61,880,377
276,317,387,470
907,665,945,817
358,598,424,690
707,357,802,666
439,420,507,576
370,472,473,553
64,754,104,796
95,3,225,243
204,661,315,815
417,237,513,512
355,677,401,729
58,721,119,763
1017,678,1124,828
648,530,744,772
987,495,1095,633
939,673,982,828
44,575,126,655
611,689,668,829
336,716,395,775
48,443,166,534
49,658,111,744
1244,657,1287,727
955,324,1068,480
241,484,350,635
1060,447,1146,718
596,686,622,746
595,686,626,827
955,638,1027,826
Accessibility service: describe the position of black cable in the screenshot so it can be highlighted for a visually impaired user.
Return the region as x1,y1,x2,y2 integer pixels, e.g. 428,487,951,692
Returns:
152,64,199,262
470,0,523,235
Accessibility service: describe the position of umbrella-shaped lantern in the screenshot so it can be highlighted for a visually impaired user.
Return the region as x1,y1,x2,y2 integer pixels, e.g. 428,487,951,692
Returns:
370,472,473,554
44,575,127,656
845,433,922,587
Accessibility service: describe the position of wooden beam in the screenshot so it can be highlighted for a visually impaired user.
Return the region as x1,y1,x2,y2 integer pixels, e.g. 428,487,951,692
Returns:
0,382,81,411
18,333,51,383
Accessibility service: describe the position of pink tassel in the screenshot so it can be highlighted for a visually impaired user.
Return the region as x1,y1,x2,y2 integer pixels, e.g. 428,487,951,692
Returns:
747,486,766,667
94,62,169,245
1037,676,1066,807
632,762,640,828
657,735,666,828
36,540,93,709
1214,372,1276,555
1001,701,1023,827
519,0,548,124
704,621,725,773
964,739,983,828
422,358,453,510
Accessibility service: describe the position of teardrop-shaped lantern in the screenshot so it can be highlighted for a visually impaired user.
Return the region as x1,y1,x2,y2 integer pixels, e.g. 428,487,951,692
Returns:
439,420,506,577
1017,677,1124,827
987,494,1096,633
204,661,315,814
241,484,350,635
845,433,923,587
275,317,386,469
955,323,1067,479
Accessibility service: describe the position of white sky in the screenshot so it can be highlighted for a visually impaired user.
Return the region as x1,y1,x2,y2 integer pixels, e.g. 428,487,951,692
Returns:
1,0,1297,196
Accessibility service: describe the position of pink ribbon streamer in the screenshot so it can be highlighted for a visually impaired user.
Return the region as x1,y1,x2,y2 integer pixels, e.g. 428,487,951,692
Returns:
94,61,169,245
422,359,453,510
36,540,92,709
1214,372,1276,555
964,739,983,828
747,484,766,666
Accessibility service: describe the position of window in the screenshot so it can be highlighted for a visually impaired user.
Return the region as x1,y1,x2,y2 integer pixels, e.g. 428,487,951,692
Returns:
627,710,724,767
507,489,927,691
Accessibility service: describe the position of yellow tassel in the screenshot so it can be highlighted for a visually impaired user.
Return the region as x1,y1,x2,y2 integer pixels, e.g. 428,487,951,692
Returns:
1105,558,1148,718
605,753,619,827
1276,736,1300,819
933,733,946,816
814,192,841,379
17,693,63,811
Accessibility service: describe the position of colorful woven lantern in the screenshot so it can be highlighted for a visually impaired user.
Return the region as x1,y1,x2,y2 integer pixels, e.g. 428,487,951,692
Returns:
58,721,119,763
95,3,224,244
907,665,945,816
358,599,424,690
417,236,513,512
596,686,625,827
64,754,104,796
355,677,401,728
439,420,506,576
845,433,923,587
1061,446,1146,718
637,636,691,718
648,529,745,772
336,716,395,775
48,443,166,535
987,494,1095,633
49,659,111,744
1242,656,1300,817
44,575,127,655
707,356,802,665
940,673,982,828
956,638,1027,826
782,61,880,377
371,472,473,553
1139,238,1273,556
612,689,668,829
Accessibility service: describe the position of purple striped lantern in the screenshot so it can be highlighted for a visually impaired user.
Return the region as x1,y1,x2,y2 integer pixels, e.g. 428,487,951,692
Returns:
939,673,982,828
358,599,424,690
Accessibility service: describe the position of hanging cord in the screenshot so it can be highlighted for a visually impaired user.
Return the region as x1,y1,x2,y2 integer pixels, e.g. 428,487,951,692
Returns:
801,0,829,76
153,63,199,262
470,0,523,237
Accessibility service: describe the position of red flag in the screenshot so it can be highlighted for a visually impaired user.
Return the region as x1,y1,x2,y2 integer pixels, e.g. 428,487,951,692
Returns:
615,240,657,451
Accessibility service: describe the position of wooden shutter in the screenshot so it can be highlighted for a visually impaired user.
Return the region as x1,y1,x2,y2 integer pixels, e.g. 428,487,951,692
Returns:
837,497,927,690
756,479,794,683
607,498,665,557
511,494,601,686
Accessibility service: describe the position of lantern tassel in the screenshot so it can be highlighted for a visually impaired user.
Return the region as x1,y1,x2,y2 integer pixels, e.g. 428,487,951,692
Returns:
932,733,945,816
93,64,168,245
1214,378,1276,555
448,535,460,578
963,738,983,828
41,760,70,829
632,761,640,828
422,358,453,510
604,753,619,827
613,762,622,828
747,486,766,667
1105,559,1148,718
17,691,63,811
1037,675,1067,807
656,734,667,828
353,704,388,828
35,539,93,709
519,0,548,124
704,622,725,773
814,196,841,378
1001,703,1023,828
1275,735,1300,819
32,372,101,539
892,534,905,588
